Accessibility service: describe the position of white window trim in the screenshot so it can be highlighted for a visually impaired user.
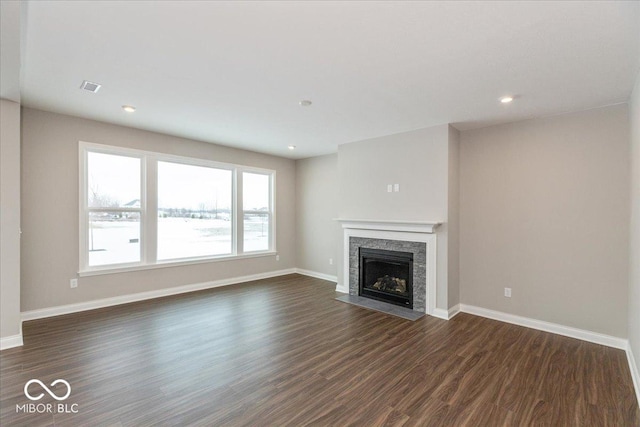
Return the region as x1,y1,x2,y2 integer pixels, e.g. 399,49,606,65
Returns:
78,141,276,275
79,144,147,272
78,251,278,277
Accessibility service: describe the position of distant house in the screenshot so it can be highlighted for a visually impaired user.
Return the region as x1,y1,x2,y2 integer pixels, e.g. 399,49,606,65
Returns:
124,199,141,208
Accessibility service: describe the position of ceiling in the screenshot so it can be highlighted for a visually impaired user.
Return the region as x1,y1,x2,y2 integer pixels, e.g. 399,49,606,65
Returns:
0,0,21,103
8,1,640,158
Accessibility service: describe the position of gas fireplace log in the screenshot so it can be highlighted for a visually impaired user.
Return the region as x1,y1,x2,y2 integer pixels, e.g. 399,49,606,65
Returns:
372,275,407,294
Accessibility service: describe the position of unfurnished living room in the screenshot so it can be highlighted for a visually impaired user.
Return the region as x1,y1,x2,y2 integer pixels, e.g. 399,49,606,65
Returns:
1,1,639,426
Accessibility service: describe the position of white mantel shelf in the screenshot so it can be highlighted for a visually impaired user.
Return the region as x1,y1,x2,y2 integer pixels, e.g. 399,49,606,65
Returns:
334,218,442,233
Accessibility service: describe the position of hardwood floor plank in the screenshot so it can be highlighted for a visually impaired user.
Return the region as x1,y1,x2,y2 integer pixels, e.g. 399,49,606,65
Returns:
1,274,638,426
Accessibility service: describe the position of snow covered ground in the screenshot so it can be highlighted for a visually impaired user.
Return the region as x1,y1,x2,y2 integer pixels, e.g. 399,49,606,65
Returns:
89,216,269,266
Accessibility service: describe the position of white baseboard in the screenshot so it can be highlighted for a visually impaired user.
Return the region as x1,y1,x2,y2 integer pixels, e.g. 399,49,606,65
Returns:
627,343,640,407
431,304,461,320
459,304,627,350
431,308,450,320
448,303,461,319
21,268,297,322
0,333,23,350
295,268,337,283
335,283,349,293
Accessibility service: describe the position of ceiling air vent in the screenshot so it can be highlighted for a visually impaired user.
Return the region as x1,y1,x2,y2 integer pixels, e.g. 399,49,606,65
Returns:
80,80,101,93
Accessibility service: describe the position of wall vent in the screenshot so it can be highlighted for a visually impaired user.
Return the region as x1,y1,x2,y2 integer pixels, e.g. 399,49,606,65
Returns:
80,80,101,93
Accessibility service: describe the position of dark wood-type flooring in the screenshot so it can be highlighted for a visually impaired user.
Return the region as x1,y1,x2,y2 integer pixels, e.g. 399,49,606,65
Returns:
1,274,638,426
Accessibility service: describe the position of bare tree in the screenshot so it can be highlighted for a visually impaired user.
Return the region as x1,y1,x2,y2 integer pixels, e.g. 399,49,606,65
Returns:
89,179,119,208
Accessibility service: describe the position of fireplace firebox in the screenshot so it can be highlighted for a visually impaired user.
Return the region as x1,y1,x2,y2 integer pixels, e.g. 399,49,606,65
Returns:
359,248,413,309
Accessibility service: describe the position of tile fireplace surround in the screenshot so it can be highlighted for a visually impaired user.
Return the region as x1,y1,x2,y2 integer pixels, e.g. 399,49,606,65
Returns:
336,219,440,317
349,237,426,311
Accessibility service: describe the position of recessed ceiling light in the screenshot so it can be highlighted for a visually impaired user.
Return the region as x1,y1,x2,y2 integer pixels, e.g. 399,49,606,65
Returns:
80,80,101,93
500,96,514,104
122,105,136,113
299,100,312,107
288,145,296,150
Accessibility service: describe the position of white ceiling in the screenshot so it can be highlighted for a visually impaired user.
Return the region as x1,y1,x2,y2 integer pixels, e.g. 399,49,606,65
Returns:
0,0,22,103
14,1,640,159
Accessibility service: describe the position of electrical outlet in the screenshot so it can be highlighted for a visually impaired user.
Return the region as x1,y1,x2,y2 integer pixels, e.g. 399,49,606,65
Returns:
329,258,333,265
276,255,280,261
70,279,78,288
504,287,511,298
387,184,393,193
394,184,400,192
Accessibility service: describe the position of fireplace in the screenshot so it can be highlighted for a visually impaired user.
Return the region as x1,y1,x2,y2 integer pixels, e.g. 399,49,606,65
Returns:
359,248,413,309
340,220,439,315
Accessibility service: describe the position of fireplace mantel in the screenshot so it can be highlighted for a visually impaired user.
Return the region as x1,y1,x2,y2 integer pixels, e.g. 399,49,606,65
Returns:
336,218,440,317
335,218,441,234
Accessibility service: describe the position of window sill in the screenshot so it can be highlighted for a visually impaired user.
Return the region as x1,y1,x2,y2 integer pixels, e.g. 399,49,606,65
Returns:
78,251,278,277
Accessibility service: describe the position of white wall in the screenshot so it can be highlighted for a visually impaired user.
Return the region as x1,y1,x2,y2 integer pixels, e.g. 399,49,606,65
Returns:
295,154,339,278
628,73,640,391
460,104,630,337
21,108,296,312
337,124,458,309
0,99,22,343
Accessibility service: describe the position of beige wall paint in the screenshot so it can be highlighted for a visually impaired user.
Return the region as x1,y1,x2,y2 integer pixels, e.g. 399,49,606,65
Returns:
460,104,630,337
337,124,456,309
21,108,296,312
295,154,339,278
338,125,449,221
629,74,640,377
448,126,460,308
0,99,22,339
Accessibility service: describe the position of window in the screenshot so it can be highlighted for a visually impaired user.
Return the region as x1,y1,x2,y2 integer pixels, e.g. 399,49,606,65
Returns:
157,161,232,260
86,151,143,267
243,172,271,252
80,142,275,273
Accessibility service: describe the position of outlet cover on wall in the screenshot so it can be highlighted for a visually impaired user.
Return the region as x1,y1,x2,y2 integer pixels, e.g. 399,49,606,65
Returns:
276,255,280,261
394,184,400,192
70,279,78,288
387,184,393,193
504,287,511,297
329,258,333,265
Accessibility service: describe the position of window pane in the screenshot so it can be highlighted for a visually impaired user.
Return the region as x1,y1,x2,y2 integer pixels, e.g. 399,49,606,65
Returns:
88,152,141,208
157,162,232,260
89,211,140,266
243,172,270,211
243,172,270,252
244,213,269,252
